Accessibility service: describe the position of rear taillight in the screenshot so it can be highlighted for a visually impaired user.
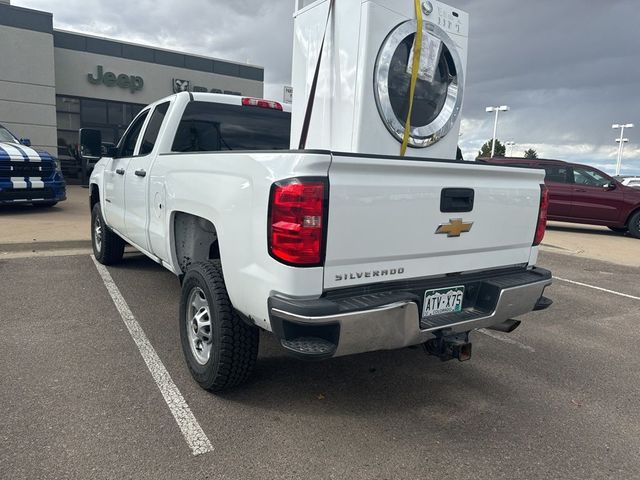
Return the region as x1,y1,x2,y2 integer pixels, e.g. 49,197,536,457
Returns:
268,178,326,266
533,184,549,246
242,97,283,111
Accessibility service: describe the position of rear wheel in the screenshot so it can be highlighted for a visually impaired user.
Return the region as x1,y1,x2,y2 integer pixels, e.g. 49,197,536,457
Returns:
608,226,628,233
179,260,259,392
627,211,640,239
91,203,125,264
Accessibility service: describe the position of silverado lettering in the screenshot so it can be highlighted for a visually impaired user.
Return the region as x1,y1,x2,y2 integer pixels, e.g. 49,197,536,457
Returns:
335,268,405,282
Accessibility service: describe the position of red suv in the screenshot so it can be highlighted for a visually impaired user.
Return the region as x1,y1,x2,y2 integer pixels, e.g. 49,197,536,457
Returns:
479,158,640,238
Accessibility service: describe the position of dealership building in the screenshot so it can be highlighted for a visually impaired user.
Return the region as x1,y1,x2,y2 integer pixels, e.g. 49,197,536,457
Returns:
0,1,264,181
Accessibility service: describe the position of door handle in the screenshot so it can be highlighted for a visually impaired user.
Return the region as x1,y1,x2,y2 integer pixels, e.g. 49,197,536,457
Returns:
135,169,147,177
115,168,125,175
440,188,475,213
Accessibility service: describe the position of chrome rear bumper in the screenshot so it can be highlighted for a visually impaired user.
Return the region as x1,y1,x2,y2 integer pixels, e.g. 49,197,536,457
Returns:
269,267,552,358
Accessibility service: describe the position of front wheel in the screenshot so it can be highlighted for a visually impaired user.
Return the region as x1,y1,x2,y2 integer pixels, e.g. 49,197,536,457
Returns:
91,203,125,264
627,211,640,239
179,260,259,392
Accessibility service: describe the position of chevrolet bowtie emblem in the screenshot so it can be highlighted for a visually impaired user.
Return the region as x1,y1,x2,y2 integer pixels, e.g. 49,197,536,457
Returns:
435,218,473,237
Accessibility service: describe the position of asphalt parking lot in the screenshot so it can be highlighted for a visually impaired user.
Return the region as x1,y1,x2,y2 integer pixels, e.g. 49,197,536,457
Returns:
1,246,639,480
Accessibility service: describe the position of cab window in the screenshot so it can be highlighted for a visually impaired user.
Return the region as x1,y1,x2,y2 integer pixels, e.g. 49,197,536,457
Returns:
572,167,610,188
118,110,149,157
139,102,170,155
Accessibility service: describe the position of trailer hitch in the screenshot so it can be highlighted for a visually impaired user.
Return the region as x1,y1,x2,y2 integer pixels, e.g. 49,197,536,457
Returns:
424,333,472,362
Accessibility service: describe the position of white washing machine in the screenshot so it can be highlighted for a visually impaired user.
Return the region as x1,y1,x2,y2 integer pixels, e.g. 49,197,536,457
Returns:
291,0,468,159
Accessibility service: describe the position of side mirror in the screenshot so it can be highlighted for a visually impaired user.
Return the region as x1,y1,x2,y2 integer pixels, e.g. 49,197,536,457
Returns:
20,138,31,147
79,128,103,160
604,182,616,191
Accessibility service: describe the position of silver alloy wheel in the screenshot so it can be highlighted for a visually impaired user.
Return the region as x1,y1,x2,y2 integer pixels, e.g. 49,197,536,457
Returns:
186,287,213,365
94,215,103,252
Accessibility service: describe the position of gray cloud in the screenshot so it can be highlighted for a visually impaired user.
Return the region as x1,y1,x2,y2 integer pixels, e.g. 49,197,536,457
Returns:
454,0,640,171
17,0,294,85
15,0,640,173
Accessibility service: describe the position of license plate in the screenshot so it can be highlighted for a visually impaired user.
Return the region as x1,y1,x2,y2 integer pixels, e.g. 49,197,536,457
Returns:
422,286,465,317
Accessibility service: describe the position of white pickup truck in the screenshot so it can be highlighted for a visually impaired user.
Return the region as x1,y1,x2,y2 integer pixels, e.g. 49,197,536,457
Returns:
84,92,552,392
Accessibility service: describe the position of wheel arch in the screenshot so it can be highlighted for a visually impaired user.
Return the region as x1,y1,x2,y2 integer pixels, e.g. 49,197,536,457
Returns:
89,183,100,212
625,206,640,229
171,211,221,275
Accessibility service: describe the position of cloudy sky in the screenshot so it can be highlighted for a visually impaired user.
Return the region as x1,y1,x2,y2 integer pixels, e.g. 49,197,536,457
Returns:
15,0,640,174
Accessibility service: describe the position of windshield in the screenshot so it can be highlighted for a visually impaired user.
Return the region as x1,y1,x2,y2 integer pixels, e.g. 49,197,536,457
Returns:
0,126,19,144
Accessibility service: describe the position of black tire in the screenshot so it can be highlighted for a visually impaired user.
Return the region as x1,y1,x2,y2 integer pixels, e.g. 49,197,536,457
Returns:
91,202,125,265
180,260,259,392
627,211,640,239
608,226,628,233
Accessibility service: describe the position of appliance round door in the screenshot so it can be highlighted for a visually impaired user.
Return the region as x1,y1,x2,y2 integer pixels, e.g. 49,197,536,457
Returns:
374,19,464,148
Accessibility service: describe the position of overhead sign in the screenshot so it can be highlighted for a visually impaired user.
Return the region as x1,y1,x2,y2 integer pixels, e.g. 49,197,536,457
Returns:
173,78,241,96
88,65,143,93
283,86,293,104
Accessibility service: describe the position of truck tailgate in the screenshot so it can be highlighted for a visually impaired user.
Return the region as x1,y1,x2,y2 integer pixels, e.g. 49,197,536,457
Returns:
324,155,545,289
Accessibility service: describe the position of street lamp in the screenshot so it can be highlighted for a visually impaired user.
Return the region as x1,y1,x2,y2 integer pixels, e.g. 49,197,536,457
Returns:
616,138,629,174
505,141,516,157
486,105,509,157
612,123,634,176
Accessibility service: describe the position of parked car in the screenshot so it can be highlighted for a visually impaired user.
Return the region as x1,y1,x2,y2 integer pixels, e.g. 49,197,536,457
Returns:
620,177,640,189
479,157,640,237
0,123,66,206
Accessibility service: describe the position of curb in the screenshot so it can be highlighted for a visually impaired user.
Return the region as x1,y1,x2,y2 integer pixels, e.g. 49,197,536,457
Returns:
0,240,92,253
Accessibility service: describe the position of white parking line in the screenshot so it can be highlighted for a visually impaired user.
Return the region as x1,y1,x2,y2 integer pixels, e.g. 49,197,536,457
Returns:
91,255,213,456
476,328,536,353
554,276,640,301
478,275,639,353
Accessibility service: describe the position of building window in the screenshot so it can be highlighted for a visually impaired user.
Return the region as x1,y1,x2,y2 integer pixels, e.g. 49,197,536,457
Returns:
56,96,81,134
81,99,108,124
56,95,145,183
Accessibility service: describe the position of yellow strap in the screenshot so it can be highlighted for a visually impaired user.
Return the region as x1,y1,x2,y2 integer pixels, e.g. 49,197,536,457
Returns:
400,0,423,157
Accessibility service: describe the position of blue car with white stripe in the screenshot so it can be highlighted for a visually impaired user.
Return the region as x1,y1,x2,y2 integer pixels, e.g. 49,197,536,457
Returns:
0,124,66,206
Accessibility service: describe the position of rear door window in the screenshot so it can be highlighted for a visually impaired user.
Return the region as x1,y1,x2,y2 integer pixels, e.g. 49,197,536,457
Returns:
171,101,290,152
118,110,149,157
543,165,570,183
139,102,170,155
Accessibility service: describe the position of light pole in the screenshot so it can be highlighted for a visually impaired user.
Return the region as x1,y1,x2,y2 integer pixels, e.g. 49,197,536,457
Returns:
486,105,509,157
612,123,633,176
616,138,629,174
505,141,516,157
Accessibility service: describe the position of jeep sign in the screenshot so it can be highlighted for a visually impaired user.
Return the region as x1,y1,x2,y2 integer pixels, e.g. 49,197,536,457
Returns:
88,65,144,93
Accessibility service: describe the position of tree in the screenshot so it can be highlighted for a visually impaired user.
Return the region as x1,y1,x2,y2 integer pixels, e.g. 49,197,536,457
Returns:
523,148,538,159
477,139,505,159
